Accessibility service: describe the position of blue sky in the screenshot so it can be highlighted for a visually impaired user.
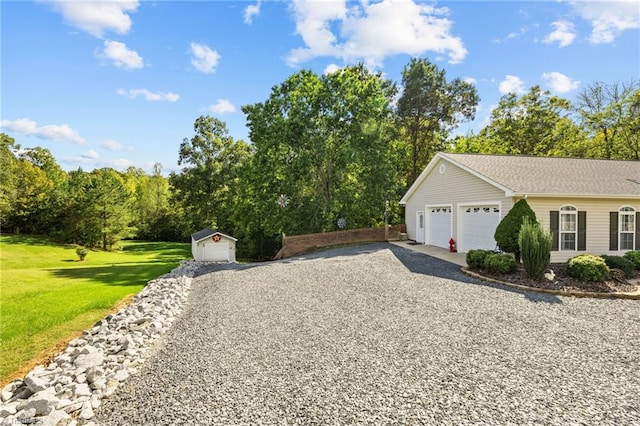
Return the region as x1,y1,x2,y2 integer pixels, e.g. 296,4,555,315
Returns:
2,0,639,174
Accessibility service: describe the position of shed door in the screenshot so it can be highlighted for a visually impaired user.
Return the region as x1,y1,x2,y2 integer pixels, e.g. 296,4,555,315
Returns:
428,207,451,249
203,241,228,261
461,205,501,251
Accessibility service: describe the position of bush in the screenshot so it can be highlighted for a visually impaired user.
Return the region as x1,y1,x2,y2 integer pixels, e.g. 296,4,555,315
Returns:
623,251,640,269
566,255,609,282
494,199,537,263
75,247,88,261
484,253,517,275
600,255,635,278
466,249,492,269
518,217,552,280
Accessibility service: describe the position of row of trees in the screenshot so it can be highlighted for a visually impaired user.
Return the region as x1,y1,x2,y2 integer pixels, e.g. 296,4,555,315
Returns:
1,58,638,259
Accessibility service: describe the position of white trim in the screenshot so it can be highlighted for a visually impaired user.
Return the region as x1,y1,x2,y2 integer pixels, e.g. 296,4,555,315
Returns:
457,201,502,252
619,205,636,251
425,203,453,247
559,205,578,251
192,231,238,243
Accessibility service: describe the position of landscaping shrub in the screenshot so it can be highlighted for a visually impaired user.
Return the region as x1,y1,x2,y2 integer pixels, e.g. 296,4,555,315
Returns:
600,255,635,278
484,253,517,275
494,199,537,263
566,255,609,282
623,250,640,269
518,217,552,280
75,247,88,261
466,249,492,269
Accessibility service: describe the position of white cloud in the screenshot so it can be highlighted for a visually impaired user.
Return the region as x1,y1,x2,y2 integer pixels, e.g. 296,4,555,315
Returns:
542,71,580,93
1,118,86,145
571,0,640,44
208,99,236,114
286,0,467,68
190,42,221,73
464,76,477,85
61,156,135,171
323,63,342,74
82,150,99,159
45,0,139,38
98,40,144,70
499,75,525,95
101,139,133,151
244,0,261,25
543,20,576,47
117,88,179,102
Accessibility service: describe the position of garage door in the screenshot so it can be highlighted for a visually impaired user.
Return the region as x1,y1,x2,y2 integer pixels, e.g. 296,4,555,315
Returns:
461,205,501,251
203,242,228,261
428,207,452,249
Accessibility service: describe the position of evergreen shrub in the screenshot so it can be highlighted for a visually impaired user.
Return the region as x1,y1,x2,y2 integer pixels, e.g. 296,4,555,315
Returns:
466,249,492,269
494,199,537,263
484,253,517,274
518,217,552,280
623,251,640,269
566,255,609,282
600,255,635,278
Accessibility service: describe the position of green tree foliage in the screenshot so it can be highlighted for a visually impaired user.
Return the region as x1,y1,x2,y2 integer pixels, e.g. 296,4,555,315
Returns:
471,86,574,156
575,80,640,159
396,58,479,186
494,198,537,263
169,116,252,236
518,217,552,280
242,64,397,241
0,133,19,229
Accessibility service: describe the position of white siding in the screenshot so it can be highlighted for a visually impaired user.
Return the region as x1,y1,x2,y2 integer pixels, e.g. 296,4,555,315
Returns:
404,158,512,245
527,197,640,262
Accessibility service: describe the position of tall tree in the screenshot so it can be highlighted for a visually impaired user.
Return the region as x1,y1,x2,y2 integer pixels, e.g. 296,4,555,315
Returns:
476,86,572,155
0,134,18,230
170,116,252,234
575,80,639,159
396,58,479,186
242,64,397,240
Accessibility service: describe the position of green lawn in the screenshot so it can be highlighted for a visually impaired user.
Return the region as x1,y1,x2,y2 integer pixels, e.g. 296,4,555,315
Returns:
0,235,191,382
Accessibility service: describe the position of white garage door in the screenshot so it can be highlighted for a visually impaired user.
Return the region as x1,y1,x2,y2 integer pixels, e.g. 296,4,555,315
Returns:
461,205,501,251
203,241,229,261
428,207,452,249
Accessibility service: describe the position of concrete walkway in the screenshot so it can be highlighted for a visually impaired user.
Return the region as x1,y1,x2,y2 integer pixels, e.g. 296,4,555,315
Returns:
389,240,467,266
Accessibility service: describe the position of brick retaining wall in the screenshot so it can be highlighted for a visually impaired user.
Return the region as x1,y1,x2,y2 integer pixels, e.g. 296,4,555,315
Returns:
275,225,406,259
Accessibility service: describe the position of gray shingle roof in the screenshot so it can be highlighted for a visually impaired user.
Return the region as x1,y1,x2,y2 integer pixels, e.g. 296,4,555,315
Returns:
441,153,640,197
191,228,216,241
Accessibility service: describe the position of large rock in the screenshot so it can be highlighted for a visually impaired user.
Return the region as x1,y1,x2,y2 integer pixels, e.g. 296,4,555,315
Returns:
24,375,49,393
74,346,104,371
21,389,59,416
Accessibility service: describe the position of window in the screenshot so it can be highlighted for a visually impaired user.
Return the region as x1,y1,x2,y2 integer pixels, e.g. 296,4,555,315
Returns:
560,205,577,250
619,206,635,250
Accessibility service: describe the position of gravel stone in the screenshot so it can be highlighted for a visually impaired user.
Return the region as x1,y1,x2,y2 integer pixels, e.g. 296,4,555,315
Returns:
95,243,640,425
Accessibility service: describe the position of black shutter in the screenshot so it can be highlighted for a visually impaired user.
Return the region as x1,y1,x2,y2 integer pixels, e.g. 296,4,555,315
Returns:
578,211,587,251
550,211,559,251
636,212,640,250
610,212,618,251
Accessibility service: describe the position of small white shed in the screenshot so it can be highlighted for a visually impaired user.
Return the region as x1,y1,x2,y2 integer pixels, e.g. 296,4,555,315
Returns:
191,228,237,262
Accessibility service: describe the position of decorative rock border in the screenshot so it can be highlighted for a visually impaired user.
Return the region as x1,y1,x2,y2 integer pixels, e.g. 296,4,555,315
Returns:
0,261,203,426
462,267,640,300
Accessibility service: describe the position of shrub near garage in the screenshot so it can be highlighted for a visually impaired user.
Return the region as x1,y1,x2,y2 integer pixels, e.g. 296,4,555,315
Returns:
600,255,635,278
484,253,517,274
566,255,609,282
466,249,493,269
623,250,640,269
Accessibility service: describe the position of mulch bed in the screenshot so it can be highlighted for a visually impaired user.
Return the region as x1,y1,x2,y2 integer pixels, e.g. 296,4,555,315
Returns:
472,263,638,294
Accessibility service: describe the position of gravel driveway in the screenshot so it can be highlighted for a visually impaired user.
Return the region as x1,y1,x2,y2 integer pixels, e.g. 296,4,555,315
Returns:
95,243,640,425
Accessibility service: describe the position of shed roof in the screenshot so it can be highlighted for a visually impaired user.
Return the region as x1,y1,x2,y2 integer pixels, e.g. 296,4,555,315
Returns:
401,152,640,204
191,228,237,242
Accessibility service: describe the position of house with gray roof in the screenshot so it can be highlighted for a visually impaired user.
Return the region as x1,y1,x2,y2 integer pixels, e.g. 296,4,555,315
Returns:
400,152,640,262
